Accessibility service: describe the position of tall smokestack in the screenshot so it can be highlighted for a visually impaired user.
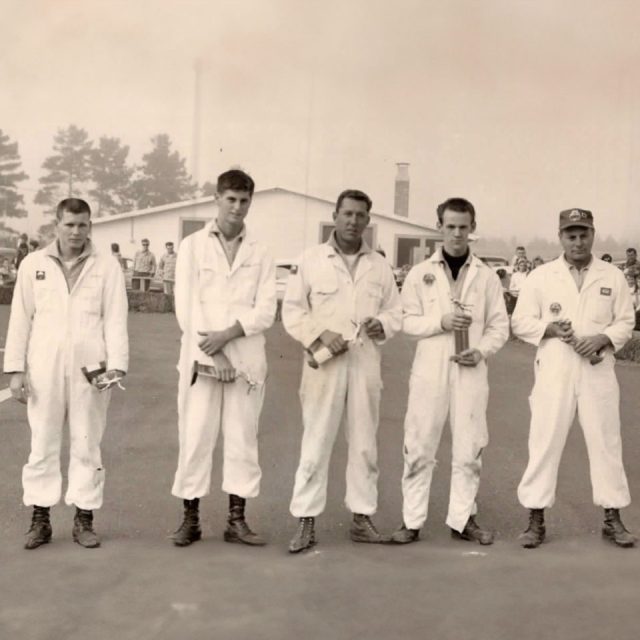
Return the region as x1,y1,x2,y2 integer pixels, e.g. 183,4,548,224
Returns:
394,162,410,217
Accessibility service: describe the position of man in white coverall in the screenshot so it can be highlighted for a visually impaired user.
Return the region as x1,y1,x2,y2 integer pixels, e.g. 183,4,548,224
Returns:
283,189,402,553
4,198,128,549
170,169,276,547
391,198,509,545
512,208,636,548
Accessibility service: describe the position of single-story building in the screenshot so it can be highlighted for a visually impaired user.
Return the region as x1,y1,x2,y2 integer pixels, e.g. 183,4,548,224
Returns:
90,187,442,268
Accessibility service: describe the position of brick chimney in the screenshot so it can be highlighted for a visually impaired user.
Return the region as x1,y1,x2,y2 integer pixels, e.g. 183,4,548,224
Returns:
394,162,410,217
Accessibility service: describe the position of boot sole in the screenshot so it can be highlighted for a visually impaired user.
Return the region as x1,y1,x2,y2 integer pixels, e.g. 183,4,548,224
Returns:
451,530,494,545
223,530,266,546
171,531,202,547
602,530,636,548
73,536,101,549
24,537,52,550
288,539,316,554
350,533,390,544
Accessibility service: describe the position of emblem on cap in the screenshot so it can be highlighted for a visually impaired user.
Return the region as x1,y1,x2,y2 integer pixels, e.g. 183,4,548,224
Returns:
423,273,435,285
549,302,562,315
569,209,582,221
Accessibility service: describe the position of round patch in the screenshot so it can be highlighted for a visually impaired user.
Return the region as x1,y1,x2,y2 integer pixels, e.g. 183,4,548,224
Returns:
549,302,562,315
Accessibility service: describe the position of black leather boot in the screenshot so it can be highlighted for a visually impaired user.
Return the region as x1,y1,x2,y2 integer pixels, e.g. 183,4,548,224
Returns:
390,523,420,544
350,514,388,543
602,508,636,548
224,494,265,546
289,517,316,553
24,506,52,550
452,515,494,545
72,508,100,548
519,508,545,549
171,498,202,547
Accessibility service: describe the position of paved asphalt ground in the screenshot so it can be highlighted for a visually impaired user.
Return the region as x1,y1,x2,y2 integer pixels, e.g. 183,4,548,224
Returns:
1,307,640,640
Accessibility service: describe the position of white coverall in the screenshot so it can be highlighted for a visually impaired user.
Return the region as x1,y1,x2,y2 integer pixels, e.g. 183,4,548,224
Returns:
171,222,276,500
512,257,635,509
3,242,129,510
401,251,509,532
283,238,402,517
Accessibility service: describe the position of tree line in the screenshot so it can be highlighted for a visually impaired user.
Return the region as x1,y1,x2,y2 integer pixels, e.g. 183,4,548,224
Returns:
0,125,218,238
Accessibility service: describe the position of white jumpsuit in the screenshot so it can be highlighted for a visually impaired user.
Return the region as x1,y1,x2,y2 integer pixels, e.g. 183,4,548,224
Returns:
3,242,129,510
171,222,276,501
512,257,635,509
283,239,402,517
400,251,509,532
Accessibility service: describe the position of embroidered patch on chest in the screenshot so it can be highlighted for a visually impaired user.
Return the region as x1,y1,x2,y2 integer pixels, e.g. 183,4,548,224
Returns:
600,287,612,296
36,271,46,281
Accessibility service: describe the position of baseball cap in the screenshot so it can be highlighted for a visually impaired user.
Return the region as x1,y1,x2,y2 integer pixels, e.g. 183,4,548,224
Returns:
559,208,594,231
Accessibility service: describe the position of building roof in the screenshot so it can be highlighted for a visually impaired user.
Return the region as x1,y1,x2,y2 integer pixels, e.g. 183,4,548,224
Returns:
92,187,439,234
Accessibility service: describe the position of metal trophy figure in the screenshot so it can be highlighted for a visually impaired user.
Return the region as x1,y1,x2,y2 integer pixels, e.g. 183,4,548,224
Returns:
451,298,473,356
549,302,603,365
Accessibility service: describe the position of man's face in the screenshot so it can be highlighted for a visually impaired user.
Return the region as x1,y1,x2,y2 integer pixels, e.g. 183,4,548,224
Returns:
438,209,475,256
56,210,91,252
332,197,370,245
559,226,594,263
216,189,252,233
516,248,525,258
141,241,149,251
166,244,174,254
627,250,637,262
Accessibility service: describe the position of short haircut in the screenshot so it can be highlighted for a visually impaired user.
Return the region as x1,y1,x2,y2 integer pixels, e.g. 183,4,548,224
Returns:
29,239,39,248
111,243,120,252
166,241,174,247
141,238,149,244
516,246,525,252
56,198,91,220
216,169,255,196
627,247,637,254
436,197,476,224
601,253,612,261
335,189,372,213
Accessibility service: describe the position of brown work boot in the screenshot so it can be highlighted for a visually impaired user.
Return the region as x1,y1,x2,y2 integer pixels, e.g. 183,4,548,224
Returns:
223,494,265,546
519,508,545,549
350,514,388,543
72,508,100,548
289,517,316,553
171,498,202,547
390,523,420,544
602,508,636,548
451,515,494,545
24,506,52,550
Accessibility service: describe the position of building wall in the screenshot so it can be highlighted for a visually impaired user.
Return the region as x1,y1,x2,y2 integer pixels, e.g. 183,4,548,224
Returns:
91,190,441,266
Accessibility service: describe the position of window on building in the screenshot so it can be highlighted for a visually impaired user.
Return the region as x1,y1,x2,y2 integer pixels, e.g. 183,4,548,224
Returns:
181,218,207,240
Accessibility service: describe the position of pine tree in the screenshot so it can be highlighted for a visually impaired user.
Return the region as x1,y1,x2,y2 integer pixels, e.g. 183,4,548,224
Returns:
130,134,197,209
200,181,217,197
0,129,29,219
89,136,134,215
35,125,93,214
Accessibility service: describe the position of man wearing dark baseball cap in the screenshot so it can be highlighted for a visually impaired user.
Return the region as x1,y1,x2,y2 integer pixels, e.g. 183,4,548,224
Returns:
511,207,636,549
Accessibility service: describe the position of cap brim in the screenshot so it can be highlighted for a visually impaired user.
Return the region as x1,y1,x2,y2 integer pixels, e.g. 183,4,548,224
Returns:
559,222,594,230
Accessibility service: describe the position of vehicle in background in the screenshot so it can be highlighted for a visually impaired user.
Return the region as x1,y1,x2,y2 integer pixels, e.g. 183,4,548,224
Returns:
121,257,163,292
0,247,17,285
478,255,513,275
276,260,297,301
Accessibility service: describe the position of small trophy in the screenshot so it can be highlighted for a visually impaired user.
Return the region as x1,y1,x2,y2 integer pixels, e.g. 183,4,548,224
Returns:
549,303,603,365
451,298,472,355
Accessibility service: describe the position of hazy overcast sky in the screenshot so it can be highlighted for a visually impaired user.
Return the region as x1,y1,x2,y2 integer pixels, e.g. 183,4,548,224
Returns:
2,0,639,240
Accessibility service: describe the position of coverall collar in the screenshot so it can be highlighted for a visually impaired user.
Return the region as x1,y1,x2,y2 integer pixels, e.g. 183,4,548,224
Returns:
45,238,95,263
430,247,479,302
325,231,372,281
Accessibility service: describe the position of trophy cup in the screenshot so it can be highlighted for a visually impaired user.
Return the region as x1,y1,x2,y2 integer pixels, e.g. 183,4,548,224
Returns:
549,303,603,365
451,298,472,355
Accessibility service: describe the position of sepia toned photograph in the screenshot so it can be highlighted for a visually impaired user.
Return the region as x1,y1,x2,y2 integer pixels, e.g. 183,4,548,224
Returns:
1,1,639,638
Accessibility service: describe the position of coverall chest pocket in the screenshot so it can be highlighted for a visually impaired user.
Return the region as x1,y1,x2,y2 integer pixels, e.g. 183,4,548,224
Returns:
199,265,222,301
588,296,612,324
33,283,56,313
78,283,102,316
310,271,338,309
233,263,261,303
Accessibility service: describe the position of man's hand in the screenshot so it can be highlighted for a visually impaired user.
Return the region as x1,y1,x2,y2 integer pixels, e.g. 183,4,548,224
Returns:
573,334,611,358
441,312,472,332
212,352,236,382
544,321,574,343
10,373,30,404
451,348,483,367
197,322,244,357
318,330,348,355
363,317,385,340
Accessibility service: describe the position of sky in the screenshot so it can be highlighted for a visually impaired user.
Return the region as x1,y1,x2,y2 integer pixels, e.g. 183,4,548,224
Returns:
1,0,640,241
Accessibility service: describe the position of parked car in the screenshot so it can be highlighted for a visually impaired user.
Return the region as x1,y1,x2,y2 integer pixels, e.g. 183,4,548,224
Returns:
275,260,298,301
478,255,513,275
121,257,163,292
0,247,17,285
